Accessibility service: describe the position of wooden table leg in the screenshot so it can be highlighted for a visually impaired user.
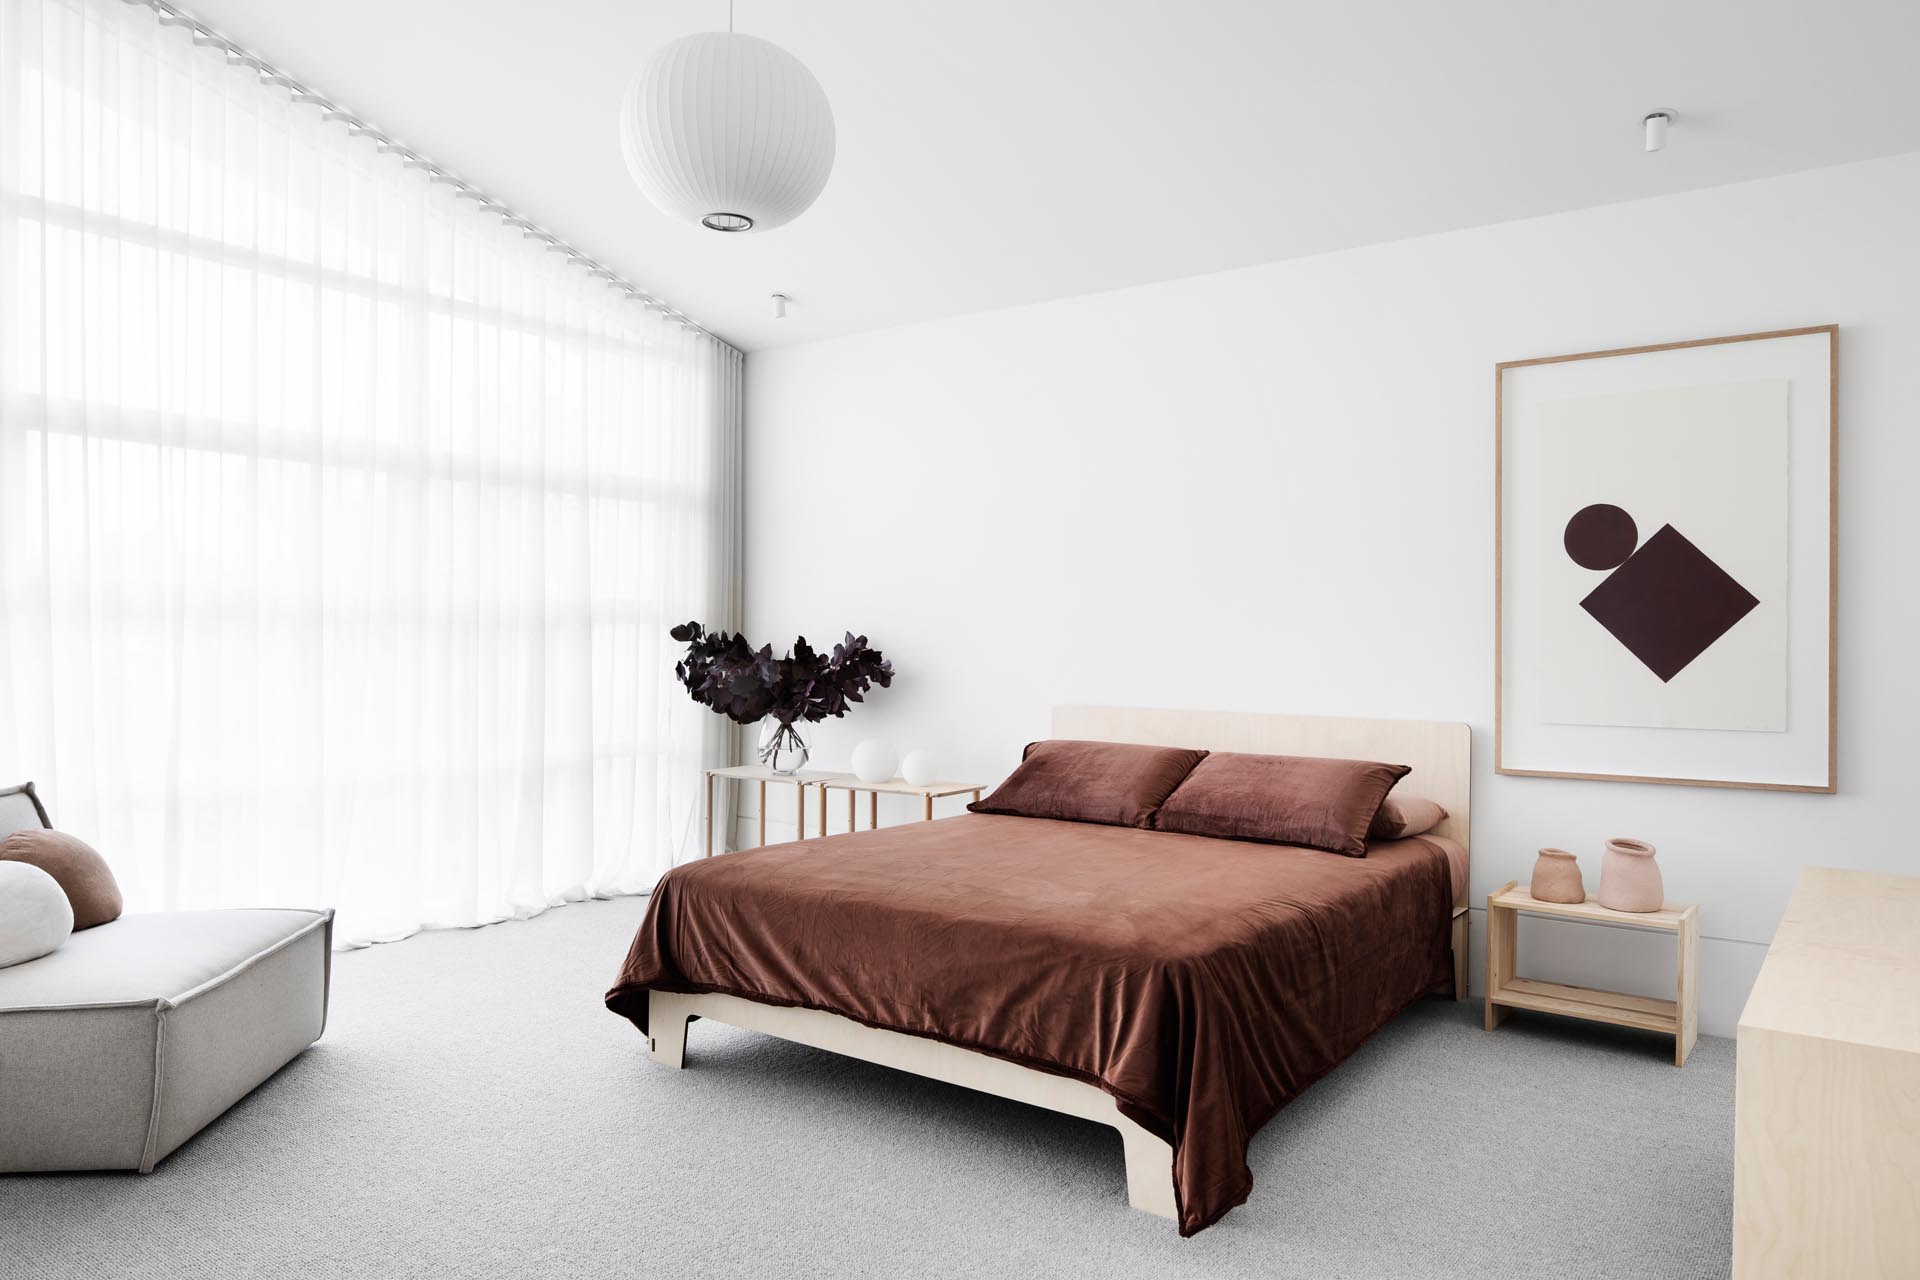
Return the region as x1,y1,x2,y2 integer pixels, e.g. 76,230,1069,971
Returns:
795,781,805,842
846,788,855,833
868,792,878,830
1485,893,1516,1030
704,772,714,857
923,793,933,821
757,781,767,847
1676,907,1700,1066
971,789,981,804
817,784,827,837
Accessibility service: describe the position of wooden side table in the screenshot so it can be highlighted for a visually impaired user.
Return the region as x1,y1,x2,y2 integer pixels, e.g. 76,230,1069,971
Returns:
702,765,840,856
815,777,984,835
1483,879,1700,1066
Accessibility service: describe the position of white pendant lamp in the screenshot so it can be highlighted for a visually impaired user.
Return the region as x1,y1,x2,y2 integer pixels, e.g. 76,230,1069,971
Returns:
619,17,835,234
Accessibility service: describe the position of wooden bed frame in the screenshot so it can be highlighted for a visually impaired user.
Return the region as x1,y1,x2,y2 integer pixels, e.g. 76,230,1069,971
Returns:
645,705,1472,1223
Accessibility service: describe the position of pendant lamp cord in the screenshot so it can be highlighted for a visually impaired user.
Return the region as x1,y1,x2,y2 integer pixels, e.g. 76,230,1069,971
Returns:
728,0,734,33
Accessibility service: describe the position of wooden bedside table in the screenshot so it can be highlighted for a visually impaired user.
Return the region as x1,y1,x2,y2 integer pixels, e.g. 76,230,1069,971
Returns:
702,765,842,856
1483,879,1700,1066
816,777,984,834
699,767,986,853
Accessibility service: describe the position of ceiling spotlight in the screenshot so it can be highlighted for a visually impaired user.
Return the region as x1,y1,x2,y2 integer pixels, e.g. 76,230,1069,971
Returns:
771,294,790,320
1643,110,1674,153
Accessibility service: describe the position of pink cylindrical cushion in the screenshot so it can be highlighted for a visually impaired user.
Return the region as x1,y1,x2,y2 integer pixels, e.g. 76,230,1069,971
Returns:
1368,795,1447,840
1,828,124,930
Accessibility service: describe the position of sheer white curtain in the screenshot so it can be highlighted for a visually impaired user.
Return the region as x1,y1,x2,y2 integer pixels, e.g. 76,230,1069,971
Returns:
0,0,743,944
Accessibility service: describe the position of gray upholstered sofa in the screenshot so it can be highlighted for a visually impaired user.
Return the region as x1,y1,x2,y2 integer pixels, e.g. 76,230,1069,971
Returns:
0,786,333,1173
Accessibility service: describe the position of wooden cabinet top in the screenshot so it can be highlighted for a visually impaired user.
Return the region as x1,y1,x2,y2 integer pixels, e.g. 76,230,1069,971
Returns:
1739,866,1920,1056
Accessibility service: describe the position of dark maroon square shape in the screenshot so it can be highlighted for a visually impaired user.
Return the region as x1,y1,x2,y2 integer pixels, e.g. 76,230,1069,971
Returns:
1579,523,1759,682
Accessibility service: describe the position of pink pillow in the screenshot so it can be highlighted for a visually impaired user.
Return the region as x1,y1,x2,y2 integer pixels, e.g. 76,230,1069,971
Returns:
967,740,1208,828
1151,752,1410,857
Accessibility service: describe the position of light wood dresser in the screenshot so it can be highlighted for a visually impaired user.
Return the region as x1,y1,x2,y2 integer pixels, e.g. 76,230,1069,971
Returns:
1733,867,1920,1278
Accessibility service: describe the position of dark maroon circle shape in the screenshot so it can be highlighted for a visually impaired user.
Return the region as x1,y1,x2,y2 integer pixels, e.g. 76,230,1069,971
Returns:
1564,503,1638,570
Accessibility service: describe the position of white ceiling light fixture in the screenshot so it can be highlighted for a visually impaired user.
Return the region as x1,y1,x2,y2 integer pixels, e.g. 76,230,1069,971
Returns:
619,3,836,234
1643,110,1675,153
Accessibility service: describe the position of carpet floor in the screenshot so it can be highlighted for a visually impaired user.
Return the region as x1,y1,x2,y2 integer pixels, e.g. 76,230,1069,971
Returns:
1,895,1735,1279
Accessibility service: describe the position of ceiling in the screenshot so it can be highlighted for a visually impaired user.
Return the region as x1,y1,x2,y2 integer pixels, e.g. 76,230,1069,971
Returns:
181,0,1920,352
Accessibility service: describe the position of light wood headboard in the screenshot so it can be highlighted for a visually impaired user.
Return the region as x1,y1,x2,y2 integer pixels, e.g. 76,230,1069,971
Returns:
1051,705,1472,908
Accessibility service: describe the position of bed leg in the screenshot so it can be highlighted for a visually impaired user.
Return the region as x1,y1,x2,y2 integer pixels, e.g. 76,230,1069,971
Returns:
1116,1115,1177,1221
1452,908,1470,1002
648,990,693,1069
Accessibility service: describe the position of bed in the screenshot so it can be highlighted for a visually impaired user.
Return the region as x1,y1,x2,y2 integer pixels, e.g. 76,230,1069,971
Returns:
606,705,1471,1235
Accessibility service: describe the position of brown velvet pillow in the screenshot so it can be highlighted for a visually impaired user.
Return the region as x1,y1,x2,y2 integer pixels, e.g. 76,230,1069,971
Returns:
1151,752,1411,857
1368,794,1448,841
967,739,1208,828
0,828,124,930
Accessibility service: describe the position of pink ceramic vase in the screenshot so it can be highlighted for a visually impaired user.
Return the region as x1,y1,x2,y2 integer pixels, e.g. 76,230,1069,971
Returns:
1529,848,1585,903
1595,838,1664,912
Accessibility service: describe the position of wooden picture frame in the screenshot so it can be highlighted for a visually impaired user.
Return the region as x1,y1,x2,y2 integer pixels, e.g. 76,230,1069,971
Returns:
1496,325,1837,793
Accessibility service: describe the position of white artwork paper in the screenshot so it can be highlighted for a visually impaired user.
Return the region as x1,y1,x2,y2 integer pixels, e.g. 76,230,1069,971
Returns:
1533,380,1789,732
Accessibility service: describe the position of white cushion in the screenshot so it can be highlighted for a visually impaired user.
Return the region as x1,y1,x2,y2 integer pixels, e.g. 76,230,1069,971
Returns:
0,861,72,967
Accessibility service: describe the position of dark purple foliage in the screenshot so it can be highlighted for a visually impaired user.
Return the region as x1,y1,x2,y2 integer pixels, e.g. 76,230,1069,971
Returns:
669,622,893,726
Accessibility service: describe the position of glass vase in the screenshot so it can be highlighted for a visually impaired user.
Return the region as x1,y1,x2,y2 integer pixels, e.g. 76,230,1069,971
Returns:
755,716,811,775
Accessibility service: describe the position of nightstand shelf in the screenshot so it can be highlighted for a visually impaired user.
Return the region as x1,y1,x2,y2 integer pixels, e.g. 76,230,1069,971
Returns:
1483,879,1700,1066
1489,977,1678,1034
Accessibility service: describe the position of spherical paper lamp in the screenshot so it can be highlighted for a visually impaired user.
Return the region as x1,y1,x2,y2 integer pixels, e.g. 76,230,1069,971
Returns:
899,750,937,787
851,740,898,784
620,32,836,233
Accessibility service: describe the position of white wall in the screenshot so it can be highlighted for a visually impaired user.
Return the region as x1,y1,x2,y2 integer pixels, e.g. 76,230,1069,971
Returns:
739,151,1920,1039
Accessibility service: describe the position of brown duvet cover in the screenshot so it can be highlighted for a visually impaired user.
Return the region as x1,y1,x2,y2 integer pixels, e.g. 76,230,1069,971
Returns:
606,813,1454,1236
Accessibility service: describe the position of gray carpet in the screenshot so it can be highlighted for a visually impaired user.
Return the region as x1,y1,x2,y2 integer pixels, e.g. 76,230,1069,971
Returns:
1,896,1735,1279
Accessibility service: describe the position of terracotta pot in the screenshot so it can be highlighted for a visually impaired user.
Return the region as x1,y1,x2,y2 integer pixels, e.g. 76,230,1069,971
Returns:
1529,848,1585,903
1595,837,1664,912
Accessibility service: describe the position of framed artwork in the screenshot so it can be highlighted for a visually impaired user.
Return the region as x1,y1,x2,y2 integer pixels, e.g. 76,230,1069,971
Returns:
1496,325,1836,792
